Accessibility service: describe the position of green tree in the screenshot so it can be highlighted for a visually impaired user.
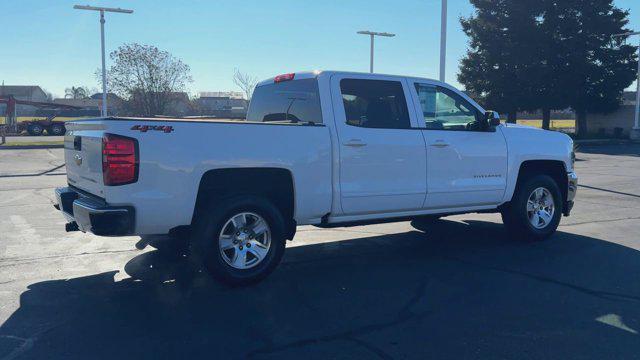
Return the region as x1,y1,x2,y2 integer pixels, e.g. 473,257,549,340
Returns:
460,0,637,134
459,0,543,123
539,0,637,137
533,2,569,130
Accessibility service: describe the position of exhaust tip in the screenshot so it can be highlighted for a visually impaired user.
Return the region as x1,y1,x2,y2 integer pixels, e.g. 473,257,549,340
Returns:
65,222,79,232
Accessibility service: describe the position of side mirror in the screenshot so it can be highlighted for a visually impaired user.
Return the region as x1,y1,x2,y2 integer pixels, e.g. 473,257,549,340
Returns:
485,111,501,127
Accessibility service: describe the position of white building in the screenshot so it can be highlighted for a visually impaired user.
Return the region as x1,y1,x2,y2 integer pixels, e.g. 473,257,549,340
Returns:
589,91,638,138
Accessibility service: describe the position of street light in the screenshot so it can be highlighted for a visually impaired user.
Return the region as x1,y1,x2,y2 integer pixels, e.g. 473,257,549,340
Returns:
613,31,640,140
439,0,447,82
357,31,396,73
74,5,133,117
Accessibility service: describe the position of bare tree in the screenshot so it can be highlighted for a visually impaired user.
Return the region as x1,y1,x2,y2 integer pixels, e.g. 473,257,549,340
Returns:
233,68,258,101
64,86,90,99
102,43,192,116
42,89,54,102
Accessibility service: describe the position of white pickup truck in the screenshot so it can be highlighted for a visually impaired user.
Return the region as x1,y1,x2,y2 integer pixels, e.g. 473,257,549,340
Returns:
55,71,577,285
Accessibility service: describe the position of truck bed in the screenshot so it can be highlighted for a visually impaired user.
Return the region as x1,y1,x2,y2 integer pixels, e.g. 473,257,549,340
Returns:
63,117,333,234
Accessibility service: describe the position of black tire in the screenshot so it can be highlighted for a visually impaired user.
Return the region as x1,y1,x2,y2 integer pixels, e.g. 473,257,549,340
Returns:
27,124,44,136
501,174,562,240
48,123,66,136
191,195,286,286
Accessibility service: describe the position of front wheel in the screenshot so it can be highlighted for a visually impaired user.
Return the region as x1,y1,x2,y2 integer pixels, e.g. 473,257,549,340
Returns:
27,124,44,136
191,195,286,286
501,174,562,240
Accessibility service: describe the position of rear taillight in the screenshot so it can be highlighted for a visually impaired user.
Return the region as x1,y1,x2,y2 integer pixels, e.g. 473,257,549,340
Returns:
102,134,138,186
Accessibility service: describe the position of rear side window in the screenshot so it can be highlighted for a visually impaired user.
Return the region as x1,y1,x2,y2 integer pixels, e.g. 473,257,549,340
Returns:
340,79,410,129
247,78,322,124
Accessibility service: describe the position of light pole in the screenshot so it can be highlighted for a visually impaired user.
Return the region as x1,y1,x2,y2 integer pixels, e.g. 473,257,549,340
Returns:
357,31,396,73
439,0,447,82
613,31,640,140
74,5,133,117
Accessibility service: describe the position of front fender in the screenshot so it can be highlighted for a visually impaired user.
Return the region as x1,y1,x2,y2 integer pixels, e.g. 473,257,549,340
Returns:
502,125,574,202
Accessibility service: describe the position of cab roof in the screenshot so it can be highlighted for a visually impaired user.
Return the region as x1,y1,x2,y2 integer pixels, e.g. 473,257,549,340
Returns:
256,70,441,87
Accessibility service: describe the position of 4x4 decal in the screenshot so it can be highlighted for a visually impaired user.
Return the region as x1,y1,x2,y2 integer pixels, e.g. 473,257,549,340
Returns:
131,125,174,133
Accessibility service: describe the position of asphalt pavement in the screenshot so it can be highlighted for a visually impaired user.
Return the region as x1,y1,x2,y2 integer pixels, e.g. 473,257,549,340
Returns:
0,145,639,359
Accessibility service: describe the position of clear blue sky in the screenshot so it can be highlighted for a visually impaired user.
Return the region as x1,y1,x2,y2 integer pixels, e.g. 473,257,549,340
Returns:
1,0,638,98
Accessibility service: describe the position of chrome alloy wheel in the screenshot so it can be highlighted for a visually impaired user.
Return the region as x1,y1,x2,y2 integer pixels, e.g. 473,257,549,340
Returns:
527,187,555,229
218,212,271,269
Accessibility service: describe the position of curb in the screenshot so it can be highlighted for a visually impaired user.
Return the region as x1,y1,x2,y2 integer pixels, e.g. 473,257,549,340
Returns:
0,144,64,150
573,139,640,146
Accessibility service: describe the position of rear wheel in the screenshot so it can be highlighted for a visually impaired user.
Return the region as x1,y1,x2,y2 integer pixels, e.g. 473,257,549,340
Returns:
27,124,44,136
191,195,286,286
48,123,65,136
502,174,562,240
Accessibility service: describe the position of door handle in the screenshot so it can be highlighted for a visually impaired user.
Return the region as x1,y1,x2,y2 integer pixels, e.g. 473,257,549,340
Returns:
343,139,367,147
429,140,449,148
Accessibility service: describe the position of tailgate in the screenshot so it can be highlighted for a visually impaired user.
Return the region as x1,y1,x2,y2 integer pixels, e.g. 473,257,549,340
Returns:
64,122,106,197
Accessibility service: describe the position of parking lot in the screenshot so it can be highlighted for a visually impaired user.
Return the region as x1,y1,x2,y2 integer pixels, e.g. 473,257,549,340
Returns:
1,144,639,359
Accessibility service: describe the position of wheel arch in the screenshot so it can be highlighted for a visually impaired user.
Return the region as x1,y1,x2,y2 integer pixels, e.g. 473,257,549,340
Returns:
510,160,568,202
191,167,296,239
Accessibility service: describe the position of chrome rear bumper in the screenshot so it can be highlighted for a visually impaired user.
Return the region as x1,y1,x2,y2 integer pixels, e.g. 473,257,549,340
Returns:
54,187,135,236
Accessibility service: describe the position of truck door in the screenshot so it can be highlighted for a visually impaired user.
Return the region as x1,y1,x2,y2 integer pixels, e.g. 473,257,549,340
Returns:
408,81,508,208
330,74,427,215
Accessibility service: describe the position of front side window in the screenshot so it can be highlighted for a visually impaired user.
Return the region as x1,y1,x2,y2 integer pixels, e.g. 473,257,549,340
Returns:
340,79,411,129
415,83,482,131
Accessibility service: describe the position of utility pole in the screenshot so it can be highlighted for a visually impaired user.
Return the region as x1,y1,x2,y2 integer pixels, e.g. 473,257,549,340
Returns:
613,31,640,140
74,5,133,117
439,0,447,82
357,31,396,73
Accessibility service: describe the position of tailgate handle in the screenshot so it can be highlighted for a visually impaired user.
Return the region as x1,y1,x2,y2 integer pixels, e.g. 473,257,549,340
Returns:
73,136,82,151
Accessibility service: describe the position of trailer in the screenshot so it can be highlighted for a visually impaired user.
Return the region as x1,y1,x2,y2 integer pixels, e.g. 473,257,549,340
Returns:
0,95,83,136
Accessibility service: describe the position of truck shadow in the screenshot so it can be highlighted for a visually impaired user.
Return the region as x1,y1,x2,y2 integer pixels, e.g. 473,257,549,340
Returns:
1,219,639,359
